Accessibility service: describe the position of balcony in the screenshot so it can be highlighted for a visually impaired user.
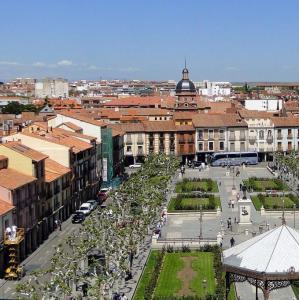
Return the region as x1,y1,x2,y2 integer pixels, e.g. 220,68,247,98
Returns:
126,139,133,145
229,135,236,141
137,139,143,145
170,144,175,151
198,135,204,141
188,138,194,143
287,134,293,140
240,135,246,141
137,149,144,156
277,134,283,140
266,136,273,144
208,135,214,140
259,148,264,152
178,139,185,144
219,134,225,140
170,135,175,140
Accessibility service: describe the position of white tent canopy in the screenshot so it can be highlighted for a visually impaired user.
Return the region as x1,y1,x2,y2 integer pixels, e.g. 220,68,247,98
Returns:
223,225,299,274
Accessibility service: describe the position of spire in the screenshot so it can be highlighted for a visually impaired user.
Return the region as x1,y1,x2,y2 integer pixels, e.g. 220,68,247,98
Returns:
184,57,186,69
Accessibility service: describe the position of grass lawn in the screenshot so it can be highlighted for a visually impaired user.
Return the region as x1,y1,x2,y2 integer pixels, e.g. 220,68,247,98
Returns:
176,180,218,193
243,178,289,192
154,252,216,297
229,284,237,300
133,251,159,300
168,196,221,211
292,283,299,299
252,195,295,210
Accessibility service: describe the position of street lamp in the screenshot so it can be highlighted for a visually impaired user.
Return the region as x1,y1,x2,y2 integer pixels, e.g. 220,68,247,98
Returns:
293,203,296,228
199,205,203,239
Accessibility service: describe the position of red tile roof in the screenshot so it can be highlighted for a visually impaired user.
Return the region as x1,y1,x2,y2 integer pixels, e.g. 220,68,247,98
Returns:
0,199,14,216
45,158,71,182
192,113,247,127
0,168,36,190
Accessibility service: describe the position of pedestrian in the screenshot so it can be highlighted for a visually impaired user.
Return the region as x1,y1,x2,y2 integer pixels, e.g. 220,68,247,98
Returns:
227,219,230,229
231,199,235,209
54,219,59,230
82,282,88,297
230,237,235,247
239,183,242,191
219,181,221,186
228,200,231,208
234,217,237,224
121,293,128,300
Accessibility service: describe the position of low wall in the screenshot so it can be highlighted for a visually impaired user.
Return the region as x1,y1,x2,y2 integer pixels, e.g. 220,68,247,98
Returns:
151,237,218,250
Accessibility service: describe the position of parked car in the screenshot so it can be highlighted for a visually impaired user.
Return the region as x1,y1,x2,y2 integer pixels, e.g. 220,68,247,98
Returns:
72,211,86,223
87,199,98,211
129,163,142,169
98,187,111,202
77,203,92,215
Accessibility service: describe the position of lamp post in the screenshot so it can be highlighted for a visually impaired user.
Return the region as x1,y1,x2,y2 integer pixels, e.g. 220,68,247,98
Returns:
293,203,296,228
199,205,203,239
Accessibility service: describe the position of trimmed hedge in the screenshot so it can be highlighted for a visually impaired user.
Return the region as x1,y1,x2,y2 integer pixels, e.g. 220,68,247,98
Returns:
243,177,288,192
176,179,218,193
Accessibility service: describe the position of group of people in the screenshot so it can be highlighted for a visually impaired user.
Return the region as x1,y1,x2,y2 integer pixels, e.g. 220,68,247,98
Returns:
5,225,17,241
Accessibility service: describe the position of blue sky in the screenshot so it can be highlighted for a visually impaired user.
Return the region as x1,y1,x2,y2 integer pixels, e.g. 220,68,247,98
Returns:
1,0,299,81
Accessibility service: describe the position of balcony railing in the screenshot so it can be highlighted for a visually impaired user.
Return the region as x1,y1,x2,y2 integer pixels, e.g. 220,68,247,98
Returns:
277,134,283,140
229,135,236,141
178,139,185,144
208,135,214,140
187,138,194,143
170,135,175,140
198,135,204,141
287,135,293,139
240,135,246,141
126,139,132,145
219,134,225,140
137,139,143,145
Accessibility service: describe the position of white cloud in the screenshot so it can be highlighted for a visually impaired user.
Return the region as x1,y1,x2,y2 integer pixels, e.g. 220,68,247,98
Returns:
0,61,21,66
57,59,73,66
33,62,46,67
87,65,98,70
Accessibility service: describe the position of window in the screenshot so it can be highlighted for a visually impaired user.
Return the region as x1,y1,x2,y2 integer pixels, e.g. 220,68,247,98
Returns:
208,129,214,139
240,142,245,151
198,142,203,151
219,141,224,150
160,133,163,138
208,142,214,151
259,130,264,139
288,129,292,136
230,142,235,151
288,141,292,150
198,130,203,140
127,146,132,152
277,142,282,150
267,130,272,137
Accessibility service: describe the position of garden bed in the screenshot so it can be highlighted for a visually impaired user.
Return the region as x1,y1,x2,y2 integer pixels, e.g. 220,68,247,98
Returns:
168,194,221,212
175,178,218,193
252,194,299,210
243,177,289,192
134,246,235,300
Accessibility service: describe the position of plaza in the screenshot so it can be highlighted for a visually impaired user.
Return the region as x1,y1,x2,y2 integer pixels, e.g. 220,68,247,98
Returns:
131,164,299,300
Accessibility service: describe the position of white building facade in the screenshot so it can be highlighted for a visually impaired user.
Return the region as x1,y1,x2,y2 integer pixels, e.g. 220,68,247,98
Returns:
35,78,69,98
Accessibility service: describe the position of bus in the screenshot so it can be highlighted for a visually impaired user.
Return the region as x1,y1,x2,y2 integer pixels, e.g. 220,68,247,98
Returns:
210,152,258,167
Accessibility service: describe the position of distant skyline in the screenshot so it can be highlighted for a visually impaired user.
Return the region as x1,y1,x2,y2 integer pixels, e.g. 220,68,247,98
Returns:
1,0,299,82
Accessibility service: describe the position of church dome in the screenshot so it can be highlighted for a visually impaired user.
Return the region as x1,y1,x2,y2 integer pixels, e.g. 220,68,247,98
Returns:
175,67,196,93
